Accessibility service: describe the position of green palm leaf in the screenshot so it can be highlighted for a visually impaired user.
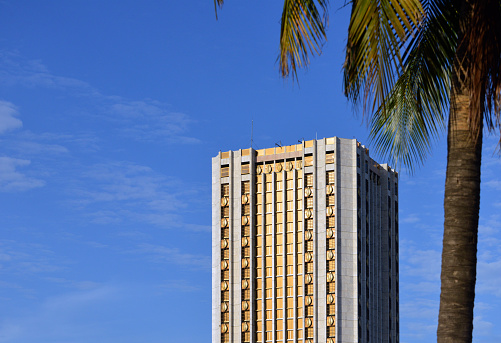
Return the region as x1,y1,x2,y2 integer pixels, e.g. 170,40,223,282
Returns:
369,0,458,170
279,0,329,80
344,0,423,114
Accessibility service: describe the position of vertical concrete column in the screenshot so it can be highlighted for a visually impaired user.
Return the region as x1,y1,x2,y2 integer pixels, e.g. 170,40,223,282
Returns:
336,138,358,343
292,166,298,343
212,155,222,343
231,151,242,343
281,165,288,343
359,148,367,343
294,146,306,342
260,172,266,343
316,139,327,343
271,169,276,343
249,151,256,343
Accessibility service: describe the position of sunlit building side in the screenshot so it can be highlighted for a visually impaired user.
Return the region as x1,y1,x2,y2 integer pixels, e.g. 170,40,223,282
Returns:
212,137,399,343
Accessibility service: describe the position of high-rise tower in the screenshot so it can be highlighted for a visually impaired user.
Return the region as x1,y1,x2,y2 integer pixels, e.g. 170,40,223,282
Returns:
212,137,399,343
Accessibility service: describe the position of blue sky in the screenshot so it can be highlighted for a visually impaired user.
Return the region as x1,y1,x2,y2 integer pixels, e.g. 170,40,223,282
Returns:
0,1,499,342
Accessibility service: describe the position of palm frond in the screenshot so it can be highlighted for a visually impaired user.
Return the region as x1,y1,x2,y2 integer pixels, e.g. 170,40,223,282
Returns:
344,0,424,114
214,0,224,19
368,0,458,171
460,0,501,139
279,0,329,80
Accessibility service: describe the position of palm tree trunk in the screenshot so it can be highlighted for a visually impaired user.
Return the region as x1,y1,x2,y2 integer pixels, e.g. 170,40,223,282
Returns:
437,89,483,342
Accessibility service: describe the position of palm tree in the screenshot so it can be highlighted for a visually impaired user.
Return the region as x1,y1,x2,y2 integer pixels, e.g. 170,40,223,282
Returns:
215,0,501,342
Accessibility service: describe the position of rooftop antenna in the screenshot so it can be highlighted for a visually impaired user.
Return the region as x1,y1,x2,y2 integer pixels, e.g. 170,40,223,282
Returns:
251,120,254,149
298,138,304,143
275,141,282,147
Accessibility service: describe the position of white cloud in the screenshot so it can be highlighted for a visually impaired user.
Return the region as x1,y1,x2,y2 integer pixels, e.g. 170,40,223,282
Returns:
477,259,501,297
0,157,44,192
479,215,500,237
401,245,441,282
108,101,200,143
0,101,22,134
79,162,173,203
12,140,69,155
484,179,501,191
156,279,201,293
0,52,199,144
0,51,96,93
0,240,62,276
181,223,211,232
133,243,210,270
400,298,438,342
473,315,493,335
42,277,102,290
400,298,438,320
401,213,420,224
404,280,439,294
0,129,100,165
0,284,118,343
0,280,203,343
70,161,205,231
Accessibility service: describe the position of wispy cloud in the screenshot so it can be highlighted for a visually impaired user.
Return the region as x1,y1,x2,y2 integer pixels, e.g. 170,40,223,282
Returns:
1,127,98,159
0,157,45,192
0,51,199,144
0,240,62,276
0,101,46,192
69,160,207,232
109,101,199,143
76,162,178,210
477,215,501,297
401,298,439,320
478,215,500,240
78,162,176,203
0,101,22,134
42,277,103,291
401,245,441,283
156,279,202,293
0,284,119,343
0,51,98,93
401,213,420,224
0,279,203,343
477,259,501,297
400,297,438,341
484,179,501,191
132,243,211,270
473,301,501,340
474,315,493,334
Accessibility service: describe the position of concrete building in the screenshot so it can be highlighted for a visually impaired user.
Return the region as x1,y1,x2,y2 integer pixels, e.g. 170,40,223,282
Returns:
212,137,399,343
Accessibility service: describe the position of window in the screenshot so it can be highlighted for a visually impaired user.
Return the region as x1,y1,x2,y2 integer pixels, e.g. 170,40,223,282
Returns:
326,151,335,164
326,171,335,184
242,181,250,193
305,174,313,187
221,184,230,197
241,162,250,175
304,154,314,167
221,165,230,178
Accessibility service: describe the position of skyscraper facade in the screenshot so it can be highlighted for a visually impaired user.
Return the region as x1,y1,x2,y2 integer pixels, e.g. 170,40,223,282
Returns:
212,137,399,343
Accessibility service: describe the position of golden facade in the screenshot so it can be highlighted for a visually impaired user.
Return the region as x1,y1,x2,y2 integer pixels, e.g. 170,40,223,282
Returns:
213,137,399,343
